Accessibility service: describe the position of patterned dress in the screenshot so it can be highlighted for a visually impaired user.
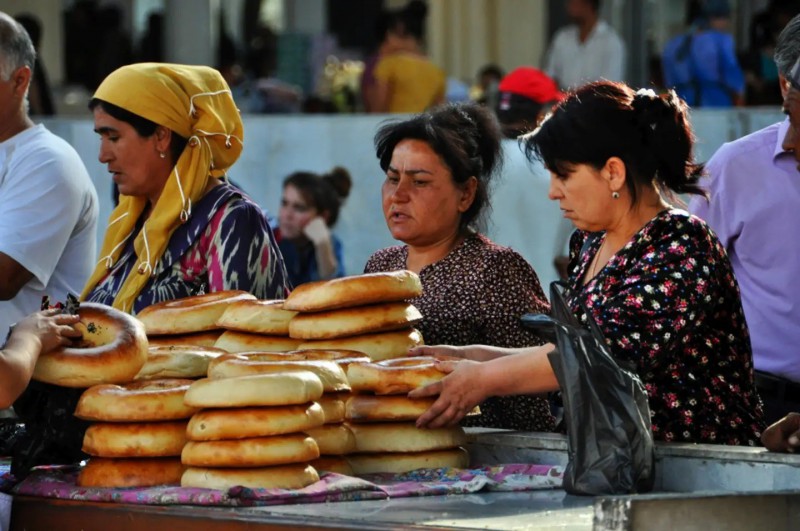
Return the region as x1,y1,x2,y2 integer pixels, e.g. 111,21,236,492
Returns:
365,233,556,432
87,183,289,313
567,209,764,445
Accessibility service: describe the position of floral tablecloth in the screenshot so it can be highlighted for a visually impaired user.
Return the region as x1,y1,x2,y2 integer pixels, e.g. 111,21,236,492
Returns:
1,462,563,507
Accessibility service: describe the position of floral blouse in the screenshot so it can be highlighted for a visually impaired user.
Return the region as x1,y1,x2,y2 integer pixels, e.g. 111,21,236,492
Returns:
567,209,764,445
87,184,289,313
365,233,556,432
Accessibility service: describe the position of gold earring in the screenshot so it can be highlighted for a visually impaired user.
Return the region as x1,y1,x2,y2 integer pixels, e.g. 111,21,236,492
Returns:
159,152,166,159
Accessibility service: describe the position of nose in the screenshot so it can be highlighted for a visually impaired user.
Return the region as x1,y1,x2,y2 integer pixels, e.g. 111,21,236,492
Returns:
547,174,563,201
392,176,412,201
98,140,112,164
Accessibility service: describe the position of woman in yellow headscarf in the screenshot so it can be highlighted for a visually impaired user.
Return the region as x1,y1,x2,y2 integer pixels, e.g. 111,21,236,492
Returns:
81,63,289,313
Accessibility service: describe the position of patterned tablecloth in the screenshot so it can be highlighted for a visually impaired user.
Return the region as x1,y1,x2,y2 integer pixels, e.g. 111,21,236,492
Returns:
0,462,563,507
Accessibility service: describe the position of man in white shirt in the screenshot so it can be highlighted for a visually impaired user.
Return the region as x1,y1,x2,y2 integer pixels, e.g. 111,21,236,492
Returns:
0,12,98,335
544,0,627,90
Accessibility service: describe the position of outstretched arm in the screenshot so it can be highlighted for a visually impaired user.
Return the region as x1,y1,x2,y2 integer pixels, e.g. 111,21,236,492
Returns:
0,310,81,408
409,343,557,428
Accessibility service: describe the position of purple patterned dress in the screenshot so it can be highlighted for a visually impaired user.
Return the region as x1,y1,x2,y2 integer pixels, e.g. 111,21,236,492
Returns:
365,233,556,432
567,209,764,445
86,183,289,313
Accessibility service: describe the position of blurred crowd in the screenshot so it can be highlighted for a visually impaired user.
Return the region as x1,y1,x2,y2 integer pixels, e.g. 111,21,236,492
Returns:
15,0,800,118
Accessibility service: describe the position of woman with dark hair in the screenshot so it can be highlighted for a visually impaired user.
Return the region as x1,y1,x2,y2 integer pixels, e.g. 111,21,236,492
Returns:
365,102,555,432
82,63,289,313
367,0,445,113
278,167,352,287
410,82,765,446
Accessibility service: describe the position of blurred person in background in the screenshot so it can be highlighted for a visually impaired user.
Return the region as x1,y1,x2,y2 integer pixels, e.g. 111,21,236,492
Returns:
744,0,800,105
491,67,573,285
472,64,504,109
369,1,446,113
544,0,626,90
661,0,744,107
494,67,563,138
14,13,54,116
278,167,352,287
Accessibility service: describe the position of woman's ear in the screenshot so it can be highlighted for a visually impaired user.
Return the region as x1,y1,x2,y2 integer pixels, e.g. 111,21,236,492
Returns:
457,176,478,213
602,157,627,194
154,126,173,157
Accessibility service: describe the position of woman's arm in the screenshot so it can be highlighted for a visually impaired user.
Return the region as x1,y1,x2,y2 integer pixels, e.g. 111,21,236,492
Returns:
0,310,80,408
408,343,558,428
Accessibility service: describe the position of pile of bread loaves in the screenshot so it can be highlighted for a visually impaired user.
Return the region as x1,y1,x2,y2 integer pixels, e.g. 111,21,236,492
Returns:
29,271,471,490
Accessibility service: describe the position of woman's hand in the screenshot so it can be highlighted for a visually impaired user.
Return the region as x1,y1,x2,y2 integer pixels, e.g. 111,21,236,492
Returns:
408,344,504,362
762,413,800,453
302,216,332,246
408,359,488,429
14,309,82,354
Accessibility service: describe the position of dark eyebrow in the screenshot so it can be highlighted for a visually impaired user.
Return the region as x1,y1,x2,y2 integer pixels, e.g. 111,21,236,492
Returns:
94,126,118,135
386,164,433,176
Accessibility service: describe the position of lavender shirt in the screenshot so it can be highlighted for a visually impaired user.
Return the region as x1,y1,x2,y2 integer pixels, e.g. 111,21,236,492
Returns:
689,119,800,382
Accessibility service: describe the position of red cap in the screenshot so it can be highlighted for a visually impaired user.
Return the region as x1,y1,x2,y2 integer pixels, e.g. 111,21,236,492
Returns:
498,67,563,104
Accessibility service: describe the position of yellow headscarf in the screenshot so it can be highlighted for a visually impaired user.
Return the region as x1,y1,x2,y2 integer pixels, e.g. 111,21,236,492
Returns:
80,63,244,313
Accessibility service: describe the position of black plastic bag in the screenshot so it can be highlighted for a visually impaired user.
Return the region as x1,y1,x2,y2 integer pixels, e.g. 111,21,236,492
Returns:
522,281,655,495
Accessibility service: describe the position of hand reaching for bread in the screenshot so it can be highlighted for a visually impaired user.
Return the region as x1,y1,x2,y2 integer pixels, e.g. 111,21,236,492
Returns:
408,358,487,429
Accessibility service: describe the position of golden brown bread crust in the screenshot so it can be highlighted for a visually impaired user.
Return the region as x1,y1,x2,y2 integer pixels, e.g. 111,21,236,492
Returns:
184,372,324,408
137,290,257,335
346,357,446,395
82,421,188,457
147,330,223,348
316,394,347,424
345,395,436,423
304,424,356,455
309,456,353,475
135,346,226,380
283,271,422,312
298,328,424,362
208,358,350,393
288,302,422,340
75,379,197,422
181,464,319,490
207,350,370,373
347,448,469,475
181,434,320,467
205,351,299,374
213,330,303,353
216,299,298,335
186,403,325,441
349,422,466,453
287,349,372,368
33,303,149,388
77,457,185,488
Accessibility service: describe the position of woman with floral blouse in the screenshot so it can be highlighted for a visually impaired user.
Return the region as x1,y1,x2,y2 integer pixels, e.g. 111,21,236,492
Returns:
410,81,765,446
